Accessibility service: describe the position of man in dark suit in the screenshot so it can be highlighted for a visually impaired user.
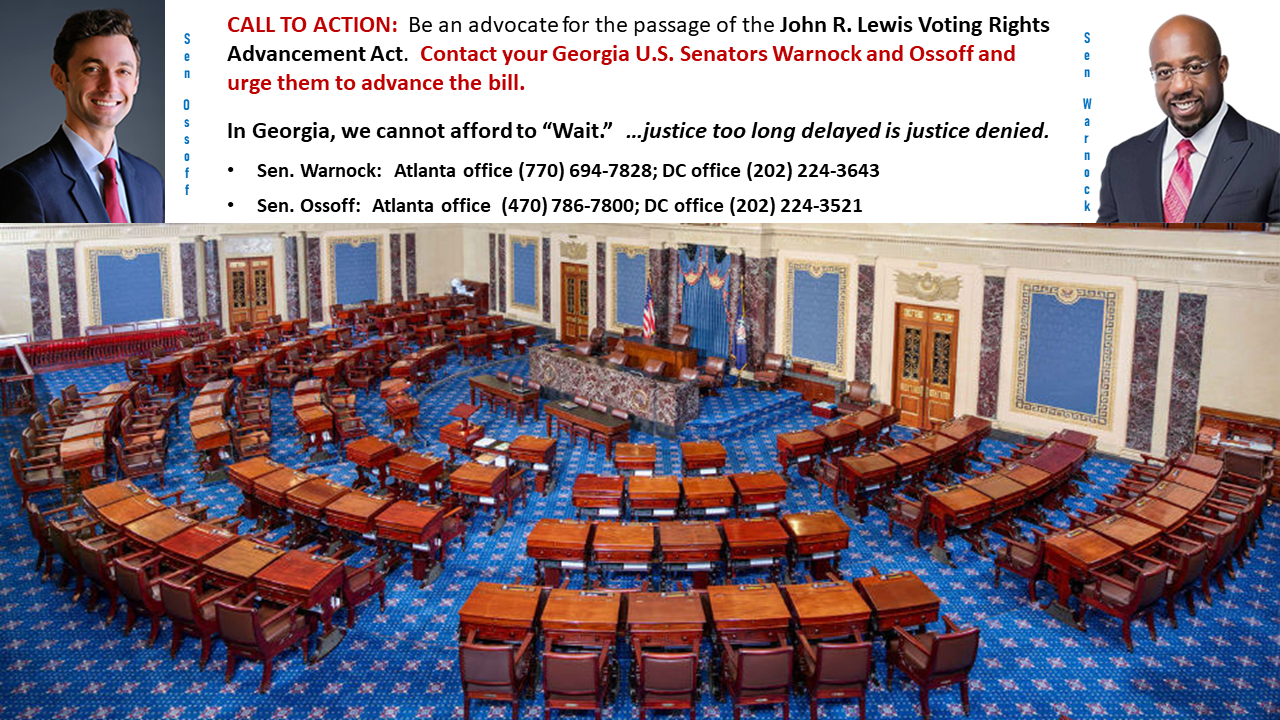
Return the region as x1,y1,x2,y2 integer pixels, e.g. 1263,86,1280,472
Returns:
0,9,162,223
1097,15,1280,223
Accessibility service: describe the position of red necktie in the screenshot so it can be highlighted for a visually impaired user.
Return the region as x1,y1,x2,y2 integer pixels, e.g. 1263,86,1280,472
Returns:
1162,139,1195,223
99,158,128,223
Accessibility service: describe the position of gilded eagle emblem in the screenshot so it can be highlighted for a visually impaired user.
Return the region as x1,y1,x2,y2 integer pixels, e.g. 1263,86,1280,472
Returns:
895,272,961,301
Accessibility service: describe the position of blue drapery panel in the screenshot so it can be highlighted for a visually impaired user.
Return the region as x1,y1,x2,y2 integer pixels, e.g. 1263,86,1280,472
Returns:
614,250,647,326
334,242,378,305
790,268,841,365
1025,294,1105,415
98,252,164,324
678,245,732,359
512,240,537,308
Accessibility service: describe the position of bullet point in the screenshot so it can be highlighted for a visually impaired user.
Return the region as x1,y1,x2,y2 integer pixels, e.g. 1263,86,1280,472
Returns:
228,167,234,172
228,202,234,207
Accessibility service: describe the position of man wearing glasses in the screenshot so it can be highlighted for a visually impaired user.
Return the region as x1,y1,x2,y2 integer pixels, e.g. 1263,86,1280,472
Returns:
1097,15,1279,223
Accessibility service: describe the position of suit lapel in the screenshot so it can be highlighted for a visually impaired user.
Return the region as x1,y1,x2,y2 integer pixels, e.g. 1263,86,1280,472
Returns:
49,130,110,223
1185,107,1252,222
1141,123,1167,218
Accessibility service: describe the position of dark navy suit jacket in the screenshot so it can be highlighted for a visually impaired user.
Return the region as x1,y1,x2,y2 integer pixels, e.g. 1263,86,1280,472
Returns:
0,129,164,223
1097,107,1280,223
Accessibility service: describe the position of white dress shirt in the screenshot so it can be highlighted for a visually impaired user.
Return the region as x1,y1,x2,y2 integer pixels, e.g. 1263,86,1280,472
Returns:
60,123,132,222
1160,102,1228,200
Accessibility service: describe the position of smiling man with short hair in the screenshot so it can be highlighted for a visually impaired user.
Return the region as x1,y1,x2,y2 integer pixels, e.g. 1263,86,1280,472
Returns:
1097,15,1280,223
0,9,163,223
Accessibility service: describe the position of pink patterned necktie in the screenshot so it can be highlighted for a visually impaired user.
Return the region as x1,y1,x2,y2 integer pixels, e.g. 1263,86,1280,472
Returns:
99,158,127,223
1162,139,1195,223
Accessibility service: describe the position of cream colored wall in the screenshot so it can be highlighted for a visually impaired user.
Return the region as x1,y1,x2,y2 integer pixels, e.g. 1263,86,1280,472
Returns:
0,243,35,337
1198,285,1280,417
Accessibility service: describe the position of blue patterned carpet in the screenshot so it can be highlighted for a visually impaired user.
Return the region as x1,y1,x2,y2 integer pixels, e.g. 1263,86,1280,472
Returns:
1,347,1277,719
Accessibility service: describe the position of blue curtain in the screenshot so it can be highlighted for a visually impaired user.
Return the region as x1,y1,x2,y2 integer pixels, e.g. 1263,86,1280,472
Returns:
335,242,378,305
512,241,537,306
678,245,732,359
98,252,164,324
614,251,647,326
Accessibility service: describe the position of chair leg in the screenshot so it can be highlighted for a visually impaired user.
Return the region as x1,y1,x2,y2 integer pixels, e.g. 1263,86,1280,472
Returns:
1167,597,1179,629
1122,619,1134,652
1027,576,1038,603
1185,588,1197,617
170,626,184,659
124,604,138,634
919,687,931,720
992,567,1002,588
259,658,273,693
859,695,867,720
200,635,213,669
961,680,970,715
809,698,818,720
147,614,161,647
463,698,470,720
225,650,237,683
1145,610,1157,641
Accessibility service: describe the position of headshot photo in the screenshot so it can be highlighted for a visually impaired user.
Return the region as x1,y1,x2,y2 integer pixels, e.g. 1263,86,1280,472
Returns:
0,2,164,223
1097,14,1280,223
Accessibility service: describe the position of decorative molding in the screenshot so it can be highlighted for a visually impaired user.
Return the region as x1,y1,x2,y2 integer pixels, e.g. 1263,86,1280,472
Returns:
561,241,589,261
894,271,962,302
326,235,383,306
784,259,850,374
1013,279,1121,430
611,243,649,330
85,245,174,325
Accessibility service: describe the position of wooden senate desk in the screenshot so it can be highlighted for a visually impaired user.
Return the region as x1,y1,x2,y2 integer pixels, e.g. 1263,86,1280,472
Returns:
996,462,1053,496
776,430,825,477
80,479,144,511
1165,466,1218,493
838,453,898,521
909,433,960,480
373,500,449,585
450,462,511,533
159,522,238,565
527,518,593,587
254,468,314,511
781,511,850,581
815,421,860,458
296,405,335,462
388,452,446,503
540,589,623,650
658,521,724,588
854,570,941,633
253,549,345,637
620,337,697,379
93,494,168,527
124,508,200,548
470,374,541,423
1087,513,1162,552
1147,479,1209,509
324,491,395,537
203,538,287,586
439,404,485,464
1195,406,1280,462
458,582,544,642
681,441,727,475
286,477,352,546
546,400,630,459
729,471,788,515
681,476,736,518
614,443,657,475
591,522,657,583
880,442,933,487
721,517,789,582
573,474,625,519
784,579,872,640
926,485,993,561
627,476,681,518
781,370,845,403
1042,527,1124,628
839,410,884,449
706,583,791,646
344,436,403,489
935,414,993,462
508,435,558,495
627,591,707,650
1117,496,1189,532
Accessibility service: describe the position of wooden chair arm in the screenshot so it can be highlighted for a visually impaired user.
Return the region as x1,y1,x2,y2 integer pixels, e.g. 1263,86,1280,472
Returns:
156,490,184,504
260,602,304,626
1090,569,1137,593
943,615,961,633
796,634,817,667
893,627,930,654
117,548,159,565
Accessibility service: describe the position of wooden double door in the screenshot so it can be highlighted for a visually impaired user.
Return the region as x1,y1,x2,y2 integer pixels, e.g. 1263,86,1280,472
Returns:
560,263,591,342
892,303,958,429
227,257,275,328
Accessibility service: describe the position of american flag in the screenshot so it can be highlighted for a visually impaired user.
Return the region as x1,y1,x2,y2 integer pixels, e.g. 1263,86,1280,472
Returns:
641,280,656,338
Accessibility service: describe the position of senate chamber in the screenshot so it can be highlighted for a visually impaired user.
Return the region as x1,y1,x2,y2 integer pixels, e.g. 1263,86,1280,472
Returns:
0,222,1276,719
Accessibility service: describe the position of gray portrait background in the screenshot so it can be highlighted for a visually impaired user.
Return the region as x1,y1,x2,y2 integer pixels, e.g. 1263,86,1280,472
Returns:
1,1,165,178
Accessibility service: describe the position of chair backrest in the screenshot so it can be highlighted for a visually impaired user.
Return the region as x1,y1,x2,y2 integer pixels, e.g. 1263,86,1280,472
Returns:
735,645,793,691
573,395,591,406
791,361,813,374
929,625,980,677
543,650,602,696
763,353,785,371
605,350,628,365
215,601,263,647
495,371,510,382
9,448,24,483
1134,563,1169,608
642,359,667,376
589,401,608,414
158,578,199,623
845,380,873,403
815,640,873,685
460,641,516,686
669,326,691,346
678,367,699,382
1171,539,1209,588
571,341,592,356
640,651,698,696
610,408,629,421
1222,448,1266,480
705,356,727,375
114,557,152,603
588,327,604,344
